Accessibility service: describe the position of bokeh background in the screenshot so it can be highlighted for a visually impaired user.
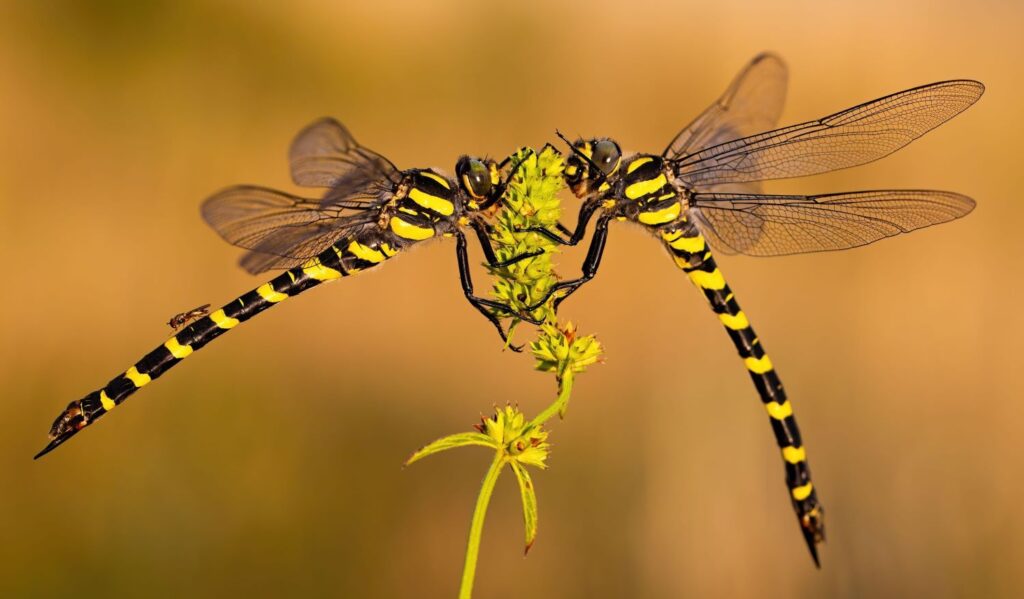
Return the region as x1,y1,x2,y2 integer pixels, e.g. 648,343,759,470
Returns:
2,0,1022,597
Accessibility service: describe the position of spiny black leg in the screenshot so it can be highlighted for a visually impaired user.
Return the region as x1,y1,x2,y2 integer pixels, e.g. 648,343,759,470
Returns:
456,230,523,351
517,201,600,246
525,213,613,311
452,230,557,346
493,250,544,268
469,219,544,268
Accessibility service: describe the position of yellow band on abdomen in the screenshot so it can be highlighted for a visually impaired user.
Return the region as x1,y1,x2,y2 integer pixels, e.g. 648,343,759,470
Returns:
301,258,343,281
718,311,750,330
688,268,726,290
745,355,774,374
125,366,151,388
782,445,806,464
347,240,387,263
209,309,240,329
665,233,706,253
256,283,287,303
791,483,814,501
765,400,792,420
164,337,194,359
99,390,116,411
638,201,681,225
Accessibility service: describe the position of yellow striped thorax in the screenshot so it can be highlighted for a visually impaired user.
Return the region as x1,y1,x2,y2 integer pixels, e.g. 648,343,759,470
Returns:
407,169,457,217
387,168,460,242
387,156,508,244
617,154,679,226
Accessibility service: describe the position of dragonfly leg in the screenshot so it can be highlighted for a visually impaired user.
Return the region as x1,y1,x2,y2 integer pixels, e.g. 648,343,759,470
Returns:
468,219,544,268
523,212,613,312
455,230,535,351
662,224,826,566
515,201,600,246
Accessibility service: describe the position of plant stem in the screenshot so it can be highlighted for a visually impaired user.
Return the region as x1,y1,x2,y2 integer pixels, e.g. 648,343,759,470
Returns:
459,452,505,599
528,369,575,429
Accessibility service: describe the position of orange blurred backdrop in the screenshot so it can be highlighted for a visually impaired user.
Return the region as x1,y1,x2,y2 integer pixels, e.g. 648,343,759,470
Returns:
2,1,1022,597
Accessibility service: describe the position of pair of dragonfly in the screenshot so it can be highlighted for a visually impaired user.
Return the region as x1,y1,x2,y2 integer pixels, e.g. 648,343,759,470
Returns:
37,53,983,567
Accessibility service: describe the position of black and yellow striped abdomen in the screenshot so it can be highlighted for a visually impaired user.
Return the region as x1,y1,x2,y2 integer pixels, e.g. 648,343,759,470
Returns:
36,233,400,458
660,220,826,563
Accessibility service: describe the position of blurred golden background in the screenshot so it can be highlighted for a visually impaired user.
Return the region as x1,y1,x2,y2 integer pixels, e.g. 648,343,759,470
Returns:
2,0,1022,597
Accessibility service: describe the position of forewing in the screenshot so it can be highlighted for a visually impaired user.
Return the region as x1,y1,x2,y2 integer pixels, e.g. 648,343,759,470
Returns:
690,190,975,256
674,80,984,188
663,52,788,160
202,185,377,274
288,117,402,208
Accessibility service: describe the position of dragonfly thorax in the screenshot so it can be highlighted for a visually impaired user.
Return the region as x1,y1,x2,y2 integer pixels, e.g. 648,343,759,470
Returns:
617,154,681,226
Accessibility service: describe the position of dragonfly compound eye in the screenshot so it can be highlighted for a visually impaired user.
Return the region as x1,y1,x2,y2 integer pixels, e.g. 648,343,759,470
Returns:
457,157,493,200
592,139,622,175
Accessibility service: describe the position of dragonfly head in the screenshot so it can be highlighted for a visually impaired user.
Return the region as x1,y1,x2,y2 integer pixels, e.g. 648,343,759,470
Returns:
456,156,501,211
563,137,621,197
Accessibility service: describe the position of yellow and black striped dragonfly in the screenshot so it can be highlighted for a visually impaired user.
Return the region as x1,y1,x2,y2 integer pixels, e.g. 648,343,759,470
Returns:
36,118,540,459
527,53,982,565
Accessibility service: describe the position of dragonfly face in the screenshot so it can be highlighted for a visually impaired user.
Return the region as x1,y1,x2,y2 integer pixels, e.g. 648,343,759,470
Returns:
455,156,501,210
564,138,622,197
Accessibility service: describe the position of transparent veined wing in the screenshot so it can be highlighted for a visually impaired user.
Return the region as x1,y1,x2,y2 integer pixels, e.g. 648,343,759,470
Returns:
663,52,788,161
202,185,378,274
689,190,976,256
673,80,984,189
288,117,402,210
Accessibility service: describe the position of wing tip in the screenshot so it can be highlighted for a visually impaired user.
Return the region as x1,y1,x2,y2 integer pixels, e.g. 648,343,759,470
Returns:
749,51,787,70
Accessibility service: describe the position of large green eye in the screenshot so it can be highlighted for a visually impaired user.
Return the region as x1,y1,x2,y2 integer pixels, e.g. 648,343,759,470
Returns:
592,139,621,175
457,157,493,199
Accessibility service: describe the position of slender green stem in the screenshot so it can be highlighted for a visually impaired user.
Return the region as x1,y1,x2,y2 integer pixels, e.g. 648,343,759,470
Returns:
459,452,506,599
528,369,575,429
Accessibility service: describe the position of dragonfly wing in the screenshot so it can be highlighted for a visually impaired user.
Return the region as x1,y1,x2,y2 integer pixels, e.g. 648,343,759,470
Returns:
289,117,402,208
689,190,976,256
663,52,788,161
674,80,984,188
202,185,378,274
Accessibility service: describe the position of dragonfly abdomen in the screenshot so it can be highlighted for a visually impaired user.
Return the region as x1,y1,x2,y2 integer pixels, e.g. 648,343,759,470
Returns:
660,222,826,564
36,234,398,459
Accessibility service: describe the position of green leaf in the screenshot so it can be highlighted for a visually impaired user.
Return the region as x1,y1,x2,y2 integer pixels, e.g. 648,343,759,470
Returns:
405,432,497,466
509,460,539,554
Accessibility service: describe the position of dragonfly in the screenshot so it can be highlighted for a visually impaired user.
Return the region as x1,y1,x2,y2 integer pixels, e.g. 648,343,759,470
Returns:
526,53,982,565
35,118,542,459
